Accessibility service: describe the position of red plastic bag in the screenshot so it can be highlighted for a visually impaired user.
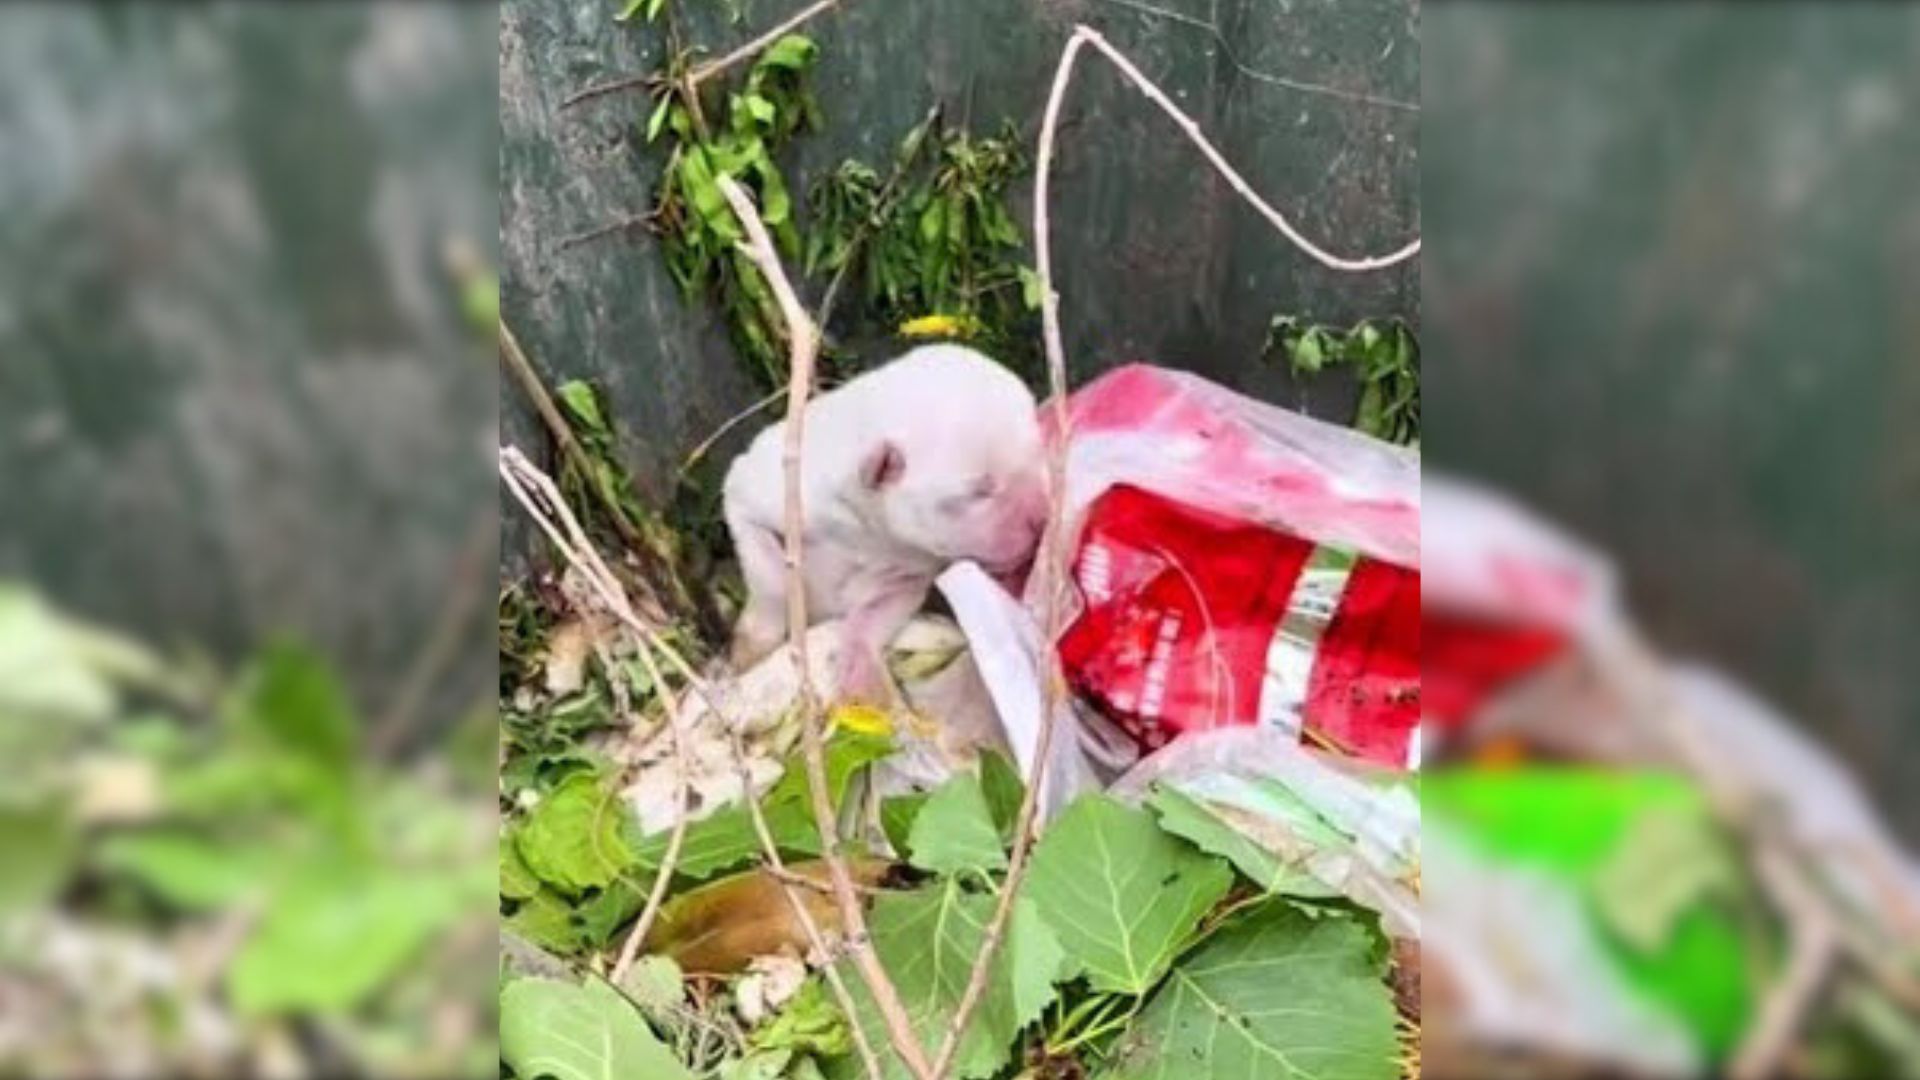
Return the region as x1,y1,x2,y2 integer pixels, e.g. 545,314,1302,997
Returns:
1039,366,1422,769
1058,485,1420,767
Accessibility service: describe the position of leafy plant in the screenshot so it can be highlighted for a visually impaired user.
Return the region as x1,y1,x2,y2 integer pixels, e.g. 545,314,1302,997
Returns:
649,35,825,389
1267,316,1420,446
805,118,1037,376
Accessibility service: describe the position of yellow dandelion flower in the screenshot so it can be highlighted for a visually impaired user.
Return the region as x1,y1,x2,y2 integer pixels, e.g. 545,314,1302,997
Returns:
897,313,975,340
828,703,893,738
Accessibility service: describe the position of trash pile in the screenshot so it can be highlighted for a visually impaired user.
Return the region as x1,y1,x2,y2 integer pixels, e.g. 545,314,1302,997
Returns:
499,363,1423,1080
1419,475,1920,1079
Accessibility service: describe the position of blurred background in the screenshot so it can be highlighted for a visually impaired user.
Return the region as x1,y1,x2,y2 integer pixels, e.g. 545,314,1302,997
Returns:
1425,1,1920,839
1423,3,1920,1077
0,3,498,1076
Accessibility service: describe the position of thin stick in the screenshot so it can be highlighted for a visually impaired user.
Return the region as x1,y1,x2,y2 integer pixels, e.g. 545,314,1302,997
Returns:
678,386,789,478
928,31,1084,1078
498,451,691,984
688,0,844,88
562,0,846,111
562,73,656,112
1729,848,1839,1080
503,444,883,1078
716,173,933,1080
1073,27,1419,274
499,320,663,595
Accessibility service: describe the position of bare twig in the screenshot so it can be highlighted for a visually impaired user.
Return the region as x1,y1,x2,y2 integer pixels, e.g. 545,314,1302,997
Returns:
497,450,692,985
561,73,659,112
688,0,845,88
716,173,933,1080
678,386,789,479
927,30,1083,1077
1072,27,1419,273
611,601,886,1080
1729,847,1839,1080
562,0,846,111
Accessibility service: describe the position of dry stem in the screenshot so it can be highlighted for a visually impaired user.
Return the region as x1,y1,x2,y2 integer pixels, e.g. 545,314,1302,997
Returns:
498,450,691,984
562,0,846,111
715,172,935,1080
1072,27,1419,273
687,0,845,88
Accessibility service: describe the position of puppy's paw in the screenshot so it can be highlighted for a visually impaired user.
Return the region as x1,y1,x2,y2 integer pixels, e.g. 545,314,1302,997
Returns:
729,613,784,670
831,645,892,708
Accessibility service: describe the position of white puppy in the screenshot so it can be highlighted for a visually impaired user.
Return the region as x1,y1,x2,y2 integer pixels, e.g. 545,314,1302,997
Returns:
722,344,1049,704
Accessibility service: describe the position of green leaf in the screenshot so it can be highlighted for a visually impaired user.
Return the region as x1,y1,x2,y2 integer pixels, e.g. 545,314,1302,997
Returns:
0,800,78,914
515,773,636,896
906,772,1006,876
1103,900,1397,1080
229,867,464,1014
1024,795,1233,994
646,96,672,143
978,751,1024,840
226,640,357,767
1017,266,1044,311
756,34,817,73
614,0,646,23
631,732,891,880
500,976,693,1080
501,831,541,901
555,381,608,436
833,880,1071,1080
741,93,777,126
1146,786,1333,897
504,887,582,954
97,829,276,911
752,978,852,1057
880,793,928,855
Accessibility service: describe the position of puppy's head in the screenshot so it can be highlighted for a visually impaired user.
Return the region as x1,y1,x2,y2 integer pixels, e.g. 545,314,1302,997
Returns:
856,347,1049,571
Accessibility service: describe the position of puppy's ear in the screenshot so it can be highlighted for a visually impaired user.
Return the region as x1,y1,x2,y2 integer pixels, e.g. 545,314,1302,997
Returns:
859,439,906,491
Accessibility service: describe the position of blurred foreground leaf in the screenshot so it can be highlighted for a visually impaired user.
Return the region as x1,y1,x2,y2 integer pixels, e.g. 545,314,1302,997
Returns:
500,976,693,1080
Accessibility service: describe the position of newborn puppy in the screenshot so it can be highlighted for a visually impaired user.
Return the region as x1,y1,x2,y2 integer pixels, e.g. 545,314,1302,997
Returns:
723,344,1049,704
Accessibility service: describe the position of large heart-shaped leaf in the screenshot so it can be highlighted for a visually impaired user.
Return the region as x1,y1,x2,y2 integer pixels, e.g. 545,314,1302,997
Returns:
1147,786,1333,897
1102,900,1397,1080
500,976,692,1080
1024,795,1233,994
833,880,1071,1080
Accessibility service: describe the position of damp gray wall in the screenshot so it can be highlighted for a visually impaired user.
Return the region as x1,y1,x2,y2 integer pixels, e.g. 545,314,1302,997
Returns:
0,4,498,715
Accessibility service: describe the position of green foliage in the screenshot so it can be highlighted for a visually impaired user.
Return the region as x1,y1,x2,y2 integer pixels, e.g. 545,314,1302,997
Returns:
1102,899,1398,1080
1146,786,1334,898
651,36,824,389
805,117,1036,374
628,730,894,880
514,771,638,896
1267,316,1420,445
905,770,1007,877
831,880,1072,1080
1023,795,1235,994
751,979,854,1058
500,975,693,1080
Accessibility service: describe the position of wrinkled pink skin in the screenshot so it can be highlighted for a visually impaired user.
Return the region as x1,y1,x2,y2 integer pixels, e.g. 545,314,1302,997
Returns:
724,345,1048,705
